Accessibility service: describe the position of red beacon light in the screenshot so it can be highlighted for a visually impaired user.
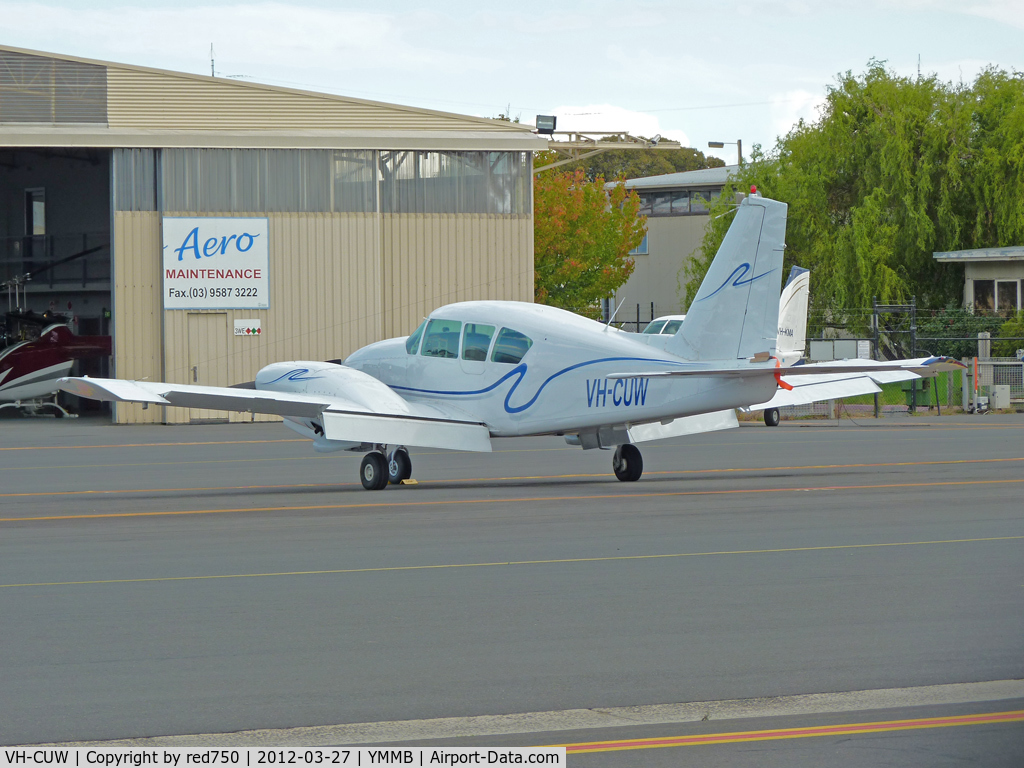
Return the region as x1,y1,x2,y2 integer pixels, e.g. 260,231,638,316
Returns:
750,185,758,196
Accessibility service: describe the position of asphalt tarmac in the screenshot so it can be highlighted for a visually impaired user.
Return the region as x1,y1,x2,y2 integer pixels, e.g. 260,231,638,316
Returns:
1,413,1022,765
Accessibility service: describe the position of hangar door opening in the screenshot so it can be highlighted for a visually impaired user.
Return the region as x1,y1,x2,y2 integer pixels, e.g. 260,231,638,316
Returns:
0,148,112,411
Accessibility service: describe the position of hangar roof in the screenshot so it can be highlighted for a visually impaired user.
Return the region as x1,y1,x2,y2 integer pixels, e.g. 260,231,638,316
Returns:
0,45,546,151
933,247,1024,263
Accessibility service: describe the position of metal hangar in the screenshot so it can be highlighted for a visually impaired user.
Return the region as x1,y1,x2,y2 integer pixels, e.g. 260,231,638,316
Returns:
0,44,545,423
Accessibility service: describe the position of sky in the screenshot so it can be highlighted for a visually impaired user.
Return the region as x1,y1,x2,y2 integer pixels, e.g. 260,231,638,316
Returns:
1,0,1021,164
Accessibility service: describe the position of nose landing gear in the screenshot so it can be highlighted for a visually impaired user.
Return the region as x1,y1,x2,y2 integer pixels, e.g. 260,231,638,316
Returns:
612,443,643,482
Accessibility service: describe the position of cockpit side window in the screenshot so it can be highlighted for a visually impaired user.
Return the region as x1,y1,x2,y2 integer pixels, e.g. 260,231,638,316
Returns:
642,320,667,335
405,319,427,354
491,327,533,364
662,319,683,335
461,323,495,361
421,319,462,359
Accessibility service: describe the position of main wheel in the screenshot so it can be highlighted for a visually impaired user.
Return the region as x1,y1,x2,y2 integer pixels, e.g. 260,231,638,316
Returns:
360,452,389,490
388,448,412,484
612,443,643,482
764,407,781,427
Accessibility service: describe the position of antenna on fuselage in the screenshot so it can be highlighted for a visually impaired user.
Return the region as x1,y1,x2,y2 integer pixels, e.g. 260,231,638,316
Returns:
604,296,627,330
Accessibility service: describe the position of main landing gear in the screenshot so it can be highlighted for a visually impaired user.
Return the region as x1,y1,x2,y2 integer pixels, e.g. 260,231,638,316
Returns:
763,407,781,427
359,446,413,490
612,444,643,482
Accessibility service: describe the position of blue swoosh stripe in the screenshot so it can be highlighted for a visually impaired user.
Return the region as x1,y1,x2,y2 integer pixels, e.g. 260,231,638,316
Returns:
394,356,696,414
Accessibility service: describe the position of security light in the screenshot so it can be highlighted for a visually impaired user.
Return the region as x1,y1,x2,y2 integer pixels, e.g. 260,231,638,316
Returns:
535,115,557,135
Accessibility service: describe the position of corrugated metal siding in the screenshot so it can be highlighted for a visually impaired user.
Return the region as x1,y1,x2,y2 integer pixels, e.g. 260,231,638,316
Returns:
112,211,162,424
381,214,533,337
106,68,515,133
0,49,106,123
158,212,381,424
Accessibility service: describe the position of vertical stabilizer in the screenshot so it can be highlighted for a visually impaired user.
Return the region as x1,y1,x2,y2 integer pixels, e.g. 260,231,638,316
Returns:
668,195,788,361
777,266,809,360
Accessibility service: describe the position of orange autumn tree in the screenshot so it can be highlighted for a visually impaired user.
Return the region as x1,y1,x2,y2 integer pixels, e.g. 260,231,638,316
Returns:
533,167,646,319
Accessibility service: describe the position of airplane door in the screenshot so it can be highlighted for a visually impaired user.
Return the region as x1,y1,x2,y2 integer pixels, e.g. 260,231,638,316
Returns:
459,322,495,375
187,313,229,421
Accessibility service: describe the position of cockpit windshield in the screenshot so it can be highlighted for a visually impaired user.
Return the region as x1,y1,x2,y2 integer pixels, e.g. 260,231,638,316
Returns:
642,320,667,335
421,319,462,358
405,319,426,354
491,328,533,364
662,319,683,335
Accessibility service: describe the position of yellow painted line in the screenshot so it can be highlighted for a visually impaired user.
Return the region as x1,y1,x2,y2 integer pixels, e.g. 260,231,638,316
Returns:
0,438,304,452
1,535,1020,588
554,709,1024,753
4,476,1024,523
0,482,344,498
4,456,1024,499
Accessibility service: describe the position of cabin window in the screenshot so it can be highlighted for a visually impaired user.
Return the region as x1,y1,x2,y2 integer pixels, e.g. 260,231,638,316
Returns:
661,319,684,334
405,319,426,354
642,320,667,335
491,328,533,364
421,319,462,358
461,323,495,361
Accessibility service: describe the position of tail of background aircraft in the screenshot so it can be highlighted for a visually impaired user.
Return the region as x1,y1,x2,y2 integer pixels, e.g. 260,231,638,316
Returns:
666,194,787,361
776,266,809,362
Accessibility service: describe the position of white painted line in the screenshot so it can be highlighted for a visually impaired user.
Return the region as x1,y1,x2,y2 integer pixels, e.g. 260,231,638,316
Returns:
21,679,1024,748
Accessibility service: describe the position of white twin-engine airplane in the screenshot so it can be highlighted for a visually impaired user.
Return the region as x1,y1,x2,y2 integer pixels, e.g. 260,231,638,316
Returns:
59,194,962,490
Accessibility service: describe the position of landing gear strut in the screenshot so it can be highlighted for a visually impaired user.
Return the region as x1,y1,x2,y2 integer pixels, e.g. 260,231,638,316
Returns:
612,443,643,482
763,407,781,427
359,452,389,491
388,447,412,484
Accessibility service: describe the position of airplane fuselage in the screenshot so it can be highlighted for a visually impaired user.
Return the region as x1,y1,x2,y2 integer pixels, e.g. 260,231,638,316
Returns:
296,300,780,439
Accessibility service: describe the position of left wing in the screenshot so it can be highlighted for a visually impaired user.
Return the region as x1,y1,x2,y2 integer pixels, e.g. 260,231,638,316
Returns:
58,373,492,452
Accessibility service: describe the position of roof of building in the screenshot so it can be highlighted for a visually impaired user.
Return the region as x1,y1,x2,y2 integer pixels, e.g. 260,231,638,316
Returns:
615,164,737,191
0,45,546,151
933,246,1024,262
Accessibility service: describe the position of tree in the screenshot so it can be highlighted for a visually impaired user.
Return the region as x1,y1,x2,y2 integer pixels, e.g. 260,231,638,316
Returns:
682,63,1024,332
534,168,646,318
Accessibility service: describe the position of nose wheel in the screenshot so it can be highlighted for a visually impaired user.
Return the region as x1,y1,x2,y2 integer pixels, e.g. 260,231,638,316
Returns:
612,444,643,482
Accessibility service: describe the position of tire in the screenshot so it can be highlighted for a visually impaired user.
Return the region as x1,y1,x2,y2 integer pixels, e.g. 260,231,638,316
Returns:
764,408,781,427
360,452,389,491
612,443,643,482
388,448,412,484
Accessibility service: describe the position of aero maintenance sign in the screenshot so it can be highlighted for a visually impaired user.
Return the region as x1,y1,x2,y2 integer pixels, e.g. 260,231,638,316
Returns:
162,217,269,310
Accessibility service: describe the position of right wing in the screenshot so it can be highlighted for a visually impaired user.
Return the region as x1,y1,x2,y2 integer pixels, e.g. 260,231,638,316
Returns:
58,374,492,452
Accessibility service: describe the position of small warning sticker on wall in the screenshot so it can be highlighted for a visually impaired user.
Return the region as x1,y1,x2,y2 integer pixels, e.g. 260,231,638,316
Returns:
234,319,262,337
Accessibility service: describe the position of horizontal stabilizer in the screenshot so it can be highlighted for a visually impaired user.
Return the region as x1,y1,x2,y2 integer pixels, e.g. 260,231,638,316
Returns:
606,356,965,381
628,409,738,442
322,410,492,453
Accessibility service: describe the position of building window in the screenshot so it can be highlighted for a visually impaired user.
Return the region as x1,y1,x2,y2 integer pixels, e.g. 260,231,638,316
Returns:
997,280,1020,314
630,232,649,255
973,280,995,312
25,188,45,235
638,189,714,216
